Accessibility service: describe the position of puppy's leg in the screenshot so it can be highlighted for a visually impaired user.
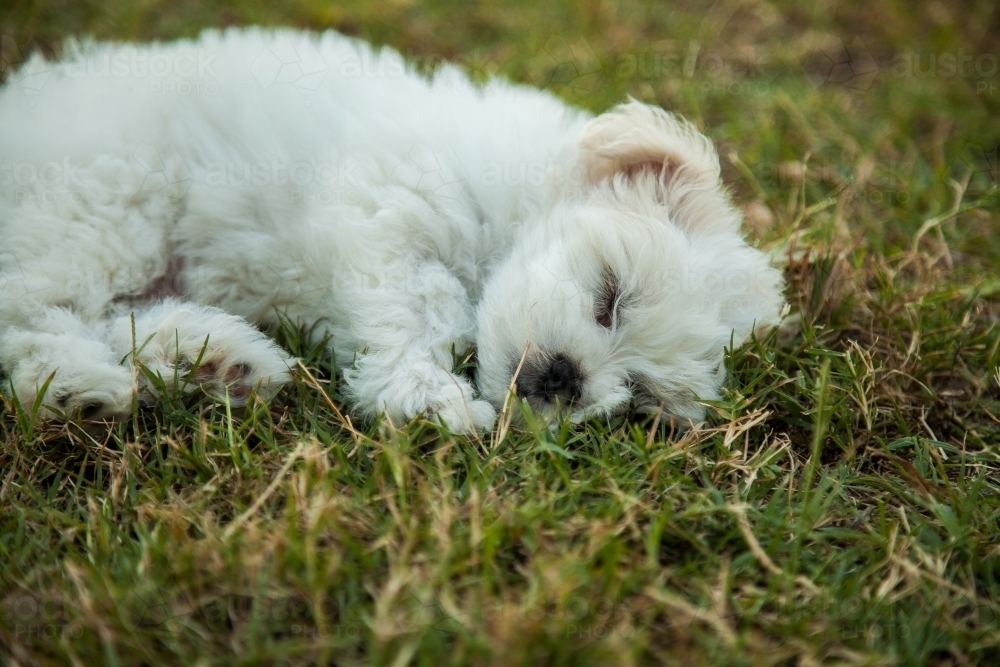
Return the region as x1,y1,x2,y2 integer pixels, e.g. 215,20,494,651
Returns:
342,260,496,433
102,300,293,406
0,307,135,420
0,152,184,420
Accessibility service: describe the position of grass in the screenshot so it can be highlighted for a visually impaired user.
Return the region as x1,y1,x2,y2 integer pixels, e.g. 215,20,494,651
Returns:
2,0,1000,664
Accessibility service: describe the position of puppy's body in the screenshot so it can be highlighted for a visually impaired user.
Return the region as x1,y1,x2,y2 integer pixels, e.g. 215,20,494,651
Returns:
0,29,784,430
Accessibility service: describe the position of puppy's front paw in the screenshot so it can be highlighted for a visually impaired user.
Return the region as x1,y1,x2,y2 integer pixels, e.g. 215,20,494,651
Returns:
108,301,293,407
426,382,498,434
1,332,135,420
42,366,135,420
169,354,288,405
346,358,497,434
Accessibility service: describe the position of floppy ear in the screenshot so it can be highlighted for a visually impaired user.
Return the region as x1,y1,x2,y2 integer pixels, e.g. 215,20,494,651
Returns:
578,100,721,186
580,100,786,335
578,100,738,236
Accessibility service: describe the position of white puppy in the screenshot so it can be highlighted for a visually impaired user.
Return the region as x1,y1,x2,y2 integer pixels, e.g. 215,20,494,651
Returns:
0,29,784,432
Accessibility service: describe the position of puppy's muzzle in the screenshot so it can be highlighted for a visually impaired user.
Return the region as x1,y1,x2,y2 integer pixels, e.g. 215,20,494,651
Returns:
517,353,583,405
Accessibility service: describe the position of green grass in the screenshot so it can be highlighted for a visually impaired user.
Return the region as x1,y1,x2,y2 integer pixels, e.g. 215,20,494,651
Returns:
2,1,1000,664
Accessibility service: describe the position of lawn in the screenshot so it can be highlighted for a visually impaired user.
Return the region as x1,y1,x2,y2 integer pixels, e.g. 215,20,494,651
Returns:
1,1,999,665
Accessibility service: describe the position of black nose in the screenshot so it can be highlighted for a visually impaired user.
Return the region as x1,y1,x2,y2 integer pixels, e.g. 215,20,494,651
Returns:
540,355,582,403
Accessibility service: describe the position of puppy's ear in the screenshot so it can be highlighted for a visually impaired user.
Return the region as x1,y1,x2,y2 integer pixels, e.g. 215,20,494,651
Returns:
578,100,721,188
578,101,739,237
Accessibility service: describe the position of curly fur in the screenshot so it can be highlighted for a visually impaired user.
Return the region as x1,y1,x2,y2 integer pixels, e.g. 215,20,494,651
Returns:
0,28,784,431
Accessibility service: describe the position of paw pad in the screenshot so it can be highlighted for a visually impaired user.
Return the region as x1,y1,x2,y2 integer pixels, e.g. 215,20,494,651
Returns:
170,355,267,404
46,385,133,421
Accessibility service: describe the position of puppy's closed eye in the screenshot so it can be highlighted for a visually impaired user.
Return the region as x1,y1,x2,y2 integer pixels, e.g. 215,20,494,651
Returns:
595,266,621,330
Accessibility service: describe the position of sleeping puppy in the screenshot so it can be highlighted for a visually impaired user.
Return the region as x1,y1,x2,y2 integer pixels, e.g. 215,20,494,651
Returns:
0,29,784,432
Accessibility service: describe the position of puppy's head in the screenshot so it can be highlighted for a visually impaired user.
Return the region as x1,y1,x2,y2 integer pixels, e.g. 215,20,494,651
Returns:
475,101,785,426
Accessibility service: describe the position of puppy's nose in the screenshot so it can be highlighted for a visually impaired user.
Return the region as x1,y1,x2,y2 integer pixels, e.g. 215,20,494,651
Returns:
541,355,582,403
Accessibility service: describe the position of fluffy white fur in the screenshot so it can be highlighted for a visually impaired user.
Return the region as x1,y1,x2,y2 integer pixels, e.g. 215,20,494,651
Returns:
0,28,784,430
